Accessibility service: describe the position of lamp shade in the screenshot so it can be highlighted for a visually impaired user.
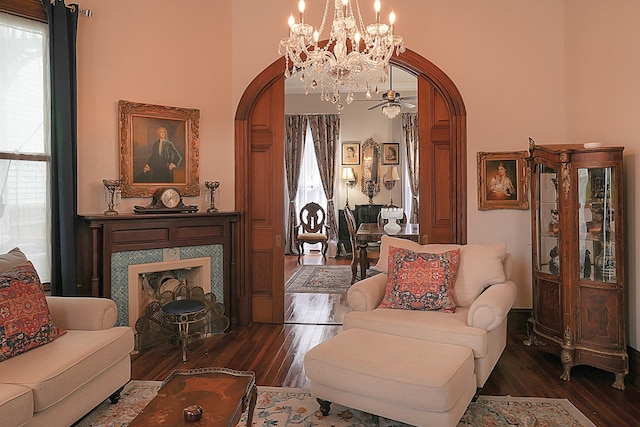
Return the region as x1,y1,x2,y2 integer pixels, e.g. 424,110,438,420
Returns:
382,103,401,119
342,167,355,181
384,166,400,182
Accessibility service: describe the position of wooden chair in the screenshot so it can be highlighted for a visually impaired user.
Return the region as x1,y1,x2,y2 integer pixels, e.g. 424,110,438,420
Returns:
344,206,380,284
295,202,329,263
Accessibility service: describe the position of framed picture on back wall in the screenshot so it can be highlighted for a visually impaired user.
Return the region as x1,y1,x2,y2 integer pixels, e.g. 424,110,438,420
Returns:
342,142,360,165
382,143,400,165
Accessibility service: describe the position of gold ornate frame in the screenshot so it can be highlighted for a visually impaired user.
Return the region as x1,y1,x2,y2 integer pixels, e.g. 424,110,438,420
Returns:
477,150,529,210
118,100,200,197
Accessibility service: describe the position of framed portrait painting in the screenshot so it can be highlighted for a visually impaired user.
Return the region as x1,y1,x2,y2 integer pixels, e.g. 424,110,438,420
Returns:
342,142,360,165
477,151,529,210
118,100,200,197
382,142,400,165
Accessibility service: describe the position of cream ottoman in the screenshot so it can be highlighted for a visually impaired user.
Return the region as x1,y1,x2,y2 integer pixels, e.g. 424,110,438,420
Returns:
303,329,476,427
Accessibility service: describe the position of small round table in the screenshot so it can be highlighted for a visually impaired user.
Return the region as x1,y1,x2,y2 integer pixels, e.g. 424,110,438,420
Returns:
162,299,207,362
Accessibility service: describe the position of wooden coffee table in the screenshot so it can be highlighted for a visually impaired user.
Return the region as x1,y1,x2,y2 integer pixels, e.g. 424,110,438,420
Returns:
129,367,257,426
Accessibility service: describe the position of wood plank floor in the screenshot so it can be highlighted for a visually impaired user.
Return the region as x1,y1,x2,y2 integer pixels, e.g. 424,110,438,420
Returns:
131,253,640,426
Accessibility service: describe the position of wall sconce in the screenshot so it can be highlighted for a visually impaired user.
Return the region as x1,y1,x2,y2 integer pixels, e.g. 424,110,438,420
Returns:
383,166,400,204
341,167,358,208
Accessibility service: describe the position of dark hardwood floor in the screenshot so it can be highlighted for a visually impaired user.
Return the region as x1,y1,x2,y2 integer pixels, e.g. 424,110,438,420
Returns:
131,252,640,426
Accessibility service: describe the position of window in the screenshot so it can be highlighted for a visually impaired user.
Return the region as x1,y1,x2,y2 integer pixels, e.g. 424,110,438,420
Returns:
0,12,51,281
294,123,328,250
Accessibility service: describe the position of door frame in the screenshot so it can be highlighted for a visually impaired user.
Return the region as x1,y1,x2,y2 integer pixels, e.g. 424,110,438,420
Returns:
235,48,467,325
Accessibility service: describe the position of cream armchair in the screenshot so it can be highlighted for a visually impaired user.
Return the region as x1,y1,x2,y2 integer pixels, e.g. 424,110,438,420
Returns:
344,235,517,388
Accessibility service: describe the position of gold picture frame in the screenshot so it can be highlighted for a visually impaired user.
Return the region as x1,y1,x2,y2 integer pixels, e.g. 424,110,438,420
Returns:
477,151,529,210
118,100,200,197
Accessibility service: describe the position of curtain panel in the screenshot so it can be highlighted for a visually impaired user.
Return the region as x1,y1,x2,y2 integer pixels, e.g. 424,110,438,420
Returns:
402,113,419,224
308,114,339,241
284,115,308,254
41,0,78,295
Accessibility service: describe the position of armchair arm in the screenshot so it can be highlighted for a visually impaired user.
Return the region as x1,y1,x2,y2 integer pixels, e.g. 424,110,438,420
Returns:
467,280,517,331
46,297,118,331
347,273,388,311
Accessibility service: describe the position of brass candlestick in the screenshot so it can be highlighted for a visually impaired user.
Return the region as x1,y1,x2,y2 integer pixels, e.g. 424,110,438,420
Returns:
103,179,122,216
205,181,220,212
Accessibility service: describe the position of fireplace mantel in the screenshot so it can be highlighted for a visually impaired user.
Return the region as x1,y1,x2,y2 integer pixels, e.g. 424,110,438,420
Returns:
77,212,242,327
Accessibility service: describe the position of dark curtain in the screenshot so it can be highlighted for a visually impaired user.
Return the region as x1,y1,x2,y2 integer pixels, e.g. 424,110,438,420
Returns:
284,115,308,254
308,114,339,241
402,113,419,224
42,0,78,296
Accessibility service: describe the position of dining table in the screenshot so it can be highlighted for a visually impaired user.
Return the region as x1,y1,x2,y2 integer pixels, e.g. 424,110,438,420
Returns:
355,223,420,280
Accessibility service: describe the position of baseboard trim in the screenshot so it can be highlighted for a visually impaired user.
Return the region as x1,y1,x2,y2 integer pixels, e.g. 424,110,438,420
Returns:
508,309,640,388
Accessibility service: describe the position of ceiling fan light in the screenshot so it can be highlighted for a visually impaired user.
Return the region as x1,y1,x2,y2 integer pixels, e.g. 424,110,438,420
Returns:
382,103,401,119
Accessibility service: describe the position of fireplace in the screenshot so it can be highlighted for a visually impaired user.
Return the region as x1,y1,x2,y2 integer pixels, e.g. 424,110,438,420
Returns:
127,257,211,328
111,245,223,327
77,212,242,327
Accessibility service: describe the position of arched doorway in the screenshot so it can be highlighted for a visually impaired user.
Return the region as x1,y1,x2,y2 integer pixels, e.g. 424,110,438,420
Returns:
234,49,466,325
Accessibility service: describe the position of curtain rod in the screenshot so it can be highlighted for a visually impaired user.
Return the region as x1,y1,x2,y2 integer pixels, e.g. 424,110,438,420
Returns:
50,1,92,17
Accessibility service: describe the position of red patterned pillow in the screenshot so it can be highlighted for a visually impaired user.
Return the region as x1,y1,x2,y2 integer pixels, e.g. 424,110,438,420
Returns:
379,246,461,313
0,261,66,361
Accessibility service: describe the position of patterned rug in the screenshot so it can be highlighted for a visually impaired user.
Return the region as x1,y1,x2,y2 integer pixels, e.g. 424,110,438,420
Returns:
285,265,379,294
76,382,596,427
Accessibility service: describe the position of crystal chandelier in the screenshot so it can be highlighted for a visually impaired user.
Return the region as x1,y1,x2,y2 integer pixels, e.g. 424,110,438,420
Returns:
279,0,405,110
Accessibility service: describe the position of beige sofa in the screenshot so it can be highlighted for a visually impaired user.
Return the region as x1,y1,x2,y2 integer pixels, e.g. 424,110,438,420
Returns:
0,249,134,427
344,235,517,388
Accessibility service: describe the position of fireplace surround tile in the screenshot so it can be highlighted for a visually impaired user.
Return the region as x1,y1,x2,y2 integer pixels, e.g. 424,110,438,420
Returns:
111,245,223,326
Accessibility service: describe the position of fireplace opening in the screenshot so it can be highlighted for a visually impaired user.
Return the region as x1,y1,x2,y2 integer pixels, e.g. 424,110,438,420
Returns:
127,257,229,351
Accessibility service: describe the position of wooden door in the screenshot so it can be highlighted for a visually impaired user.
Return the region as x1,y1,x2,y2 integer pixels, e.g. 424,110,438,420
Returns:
417,75,463,243
247,78,285,323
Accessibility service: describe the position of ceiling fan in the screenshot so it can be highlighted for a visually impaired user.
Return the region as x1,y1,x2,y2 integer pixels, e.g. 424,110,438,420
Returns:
363,67,416,117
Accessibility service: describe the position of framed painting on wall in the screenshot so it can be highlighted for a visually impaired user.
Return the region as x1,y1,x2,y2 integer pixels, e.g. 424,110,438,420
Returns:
382,142,400,165
477,150,529,210
118,100,200,197
342,141,360,165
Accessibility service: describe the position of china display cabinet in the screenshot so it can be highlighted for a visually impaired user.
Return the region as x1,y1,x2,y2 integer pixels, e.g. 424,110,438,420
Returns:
525,141,628,389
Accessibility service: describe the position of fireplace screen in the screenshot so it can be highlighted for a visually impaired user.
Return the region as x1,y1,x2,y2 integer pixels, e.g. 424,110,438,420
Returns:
134,273,229,351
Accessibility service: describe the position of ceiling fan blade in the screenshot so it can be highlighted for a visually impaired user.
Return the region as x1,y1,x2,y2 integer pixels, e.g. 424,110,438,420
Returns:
367,102,387,110
400,96,417,101
400,102,416,108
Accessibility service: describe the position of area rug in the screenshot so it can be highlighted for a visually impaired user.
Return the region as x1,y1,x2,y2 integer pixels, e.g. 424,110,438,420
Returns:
76,382,596,427
285,265,379,294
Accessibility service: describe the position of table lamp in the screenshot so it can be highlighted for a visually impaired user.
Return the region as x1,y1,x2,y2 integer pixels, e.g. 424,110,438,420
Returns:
383,166,400,204
341,167,357,208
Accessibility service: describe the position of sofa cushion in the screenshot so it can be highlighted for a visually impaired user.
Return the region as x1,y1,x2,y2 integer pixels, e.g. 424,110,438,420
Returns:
343,307,488,358
376,236,507,307
0,261,66,362
0,326,133,412
379,247,460,313
0,384,33,427
0,247,28,274
455,243,507,307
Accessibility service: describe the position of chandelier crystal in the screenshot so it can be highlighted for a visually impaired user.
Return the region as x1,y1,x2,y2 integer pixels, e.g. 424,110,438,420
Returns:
279,0,405,110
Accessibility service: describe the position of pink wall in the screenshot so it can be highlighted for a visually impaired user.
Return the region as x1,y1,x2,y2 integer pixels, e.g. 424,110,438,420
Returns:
565,0,640,349
77,1,640,344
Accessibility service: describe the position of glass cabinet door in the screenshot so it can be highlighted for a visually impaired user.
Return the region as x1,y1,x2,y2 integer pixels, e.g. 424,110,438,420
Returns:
577,167,617,282
536,165,559,275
